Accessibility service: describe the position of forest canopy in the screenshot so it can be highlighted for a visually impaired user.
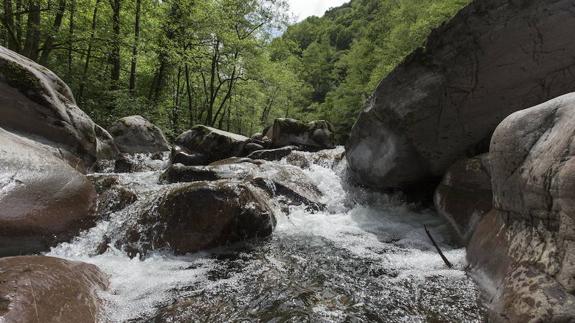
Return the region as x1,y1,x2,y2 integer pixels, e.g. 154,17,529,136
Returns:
0,0,469,142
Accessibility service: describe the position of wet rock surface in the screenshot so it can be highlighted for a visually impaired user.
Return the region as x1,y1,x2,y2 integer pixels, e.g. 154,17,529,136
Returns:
266,118,335,150
0,256,108,323
174,125,248,164
434,154,492,242
108,115,170,154
115,180,276,256
0,47,103,167
0,128,97,256
346,0,575,191
468,93,575,322
162,157,324,209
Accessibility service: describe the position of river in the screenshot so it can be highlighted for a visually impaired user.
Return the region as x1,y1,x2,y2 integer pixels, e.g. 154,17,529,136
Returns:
48,148,486,322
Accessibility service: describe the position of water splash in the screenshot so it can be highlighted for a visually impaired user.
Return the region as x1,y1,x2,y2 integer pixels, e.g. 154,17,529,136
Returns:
48,147,485,322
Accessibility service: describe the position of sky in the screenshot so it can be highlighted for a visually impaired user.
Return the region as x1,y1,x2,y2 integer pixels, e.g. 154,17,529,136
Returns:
287,0,350,22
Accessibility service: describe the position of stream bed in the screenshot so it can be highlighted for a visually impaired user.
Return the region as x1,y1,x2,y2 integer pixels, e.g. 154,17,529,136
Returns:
48,149,486,322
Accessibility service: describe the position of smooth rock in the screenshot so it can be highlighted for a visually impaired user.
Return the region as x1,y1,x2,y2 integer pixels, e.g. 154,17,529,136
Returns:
0,128,97,256
116,180,276,256
0,256,108,323
346,0,575,190
247,146,298,161
0,46,104,166
174,125,248,164
468,93,575,321
161,158,324,209
434,154,492,242
109,115,170,154
95,124,119,161
89,174,137,219
265,118,335,150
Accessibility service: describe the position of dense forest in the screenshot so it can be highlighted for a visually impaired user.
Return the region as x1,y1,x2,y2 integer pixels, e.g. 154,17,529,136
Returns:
0,0,468,141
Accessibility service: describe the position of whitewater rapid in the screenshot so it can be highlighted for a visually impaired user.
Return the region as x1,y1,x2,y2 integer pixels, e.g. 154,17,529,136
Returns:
48,149,485,322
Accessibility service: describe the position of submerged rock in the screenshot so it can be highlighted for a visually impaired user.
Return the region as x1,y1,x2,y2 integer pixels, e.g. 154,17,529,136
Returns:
468,93,575,322
265,118,335,150
0,256,108,323
174,125,248,164
162,158,324,209
89,174,137,219
0,46,105,167
116,180,276,256
109,115,170,154
346,0,575,190
0,128,97,256
434,154,492,242
247,146,298,161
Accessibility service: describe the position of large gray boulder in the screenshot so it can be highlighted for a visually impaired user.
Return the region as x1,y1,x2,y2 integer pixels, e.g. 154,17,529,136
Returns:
0,128,98,256
0,256,108,323
108,115,170,153
346,0,575,190
468,93,575,322
115,180,276,256
265,118,335,150
173,125,249,164
0,46,104,166
434,154,492,242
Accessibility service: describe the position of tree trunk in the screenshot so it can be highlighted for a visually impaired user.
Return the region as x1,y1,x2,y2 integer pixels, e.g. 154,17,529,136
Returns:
22,0,41,61
67,0,75,77
39,0,67,65
171,66,182,136
2,0,19,50
78,0,101,101
128,0,141,92
109,0,121,89
184,63,194,128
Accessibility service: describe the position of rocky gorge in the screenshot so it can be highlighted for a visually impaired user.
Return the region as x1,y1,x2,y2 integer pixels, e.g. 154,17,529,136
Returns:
1,0,575,322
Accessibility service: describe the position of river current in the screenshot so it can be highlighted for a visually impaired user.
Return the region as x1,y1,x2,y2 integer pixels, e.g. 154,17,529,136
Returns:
48,148,486,322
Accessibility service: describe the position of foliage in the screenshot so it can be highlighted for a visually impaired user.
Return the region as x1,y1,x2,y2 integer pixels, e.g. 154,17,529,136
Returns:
0,0,468,142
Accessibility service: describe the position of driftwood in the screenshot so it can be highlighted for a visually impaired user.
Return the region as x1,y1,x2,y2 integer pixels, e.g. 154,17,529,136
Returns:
424,225,453,268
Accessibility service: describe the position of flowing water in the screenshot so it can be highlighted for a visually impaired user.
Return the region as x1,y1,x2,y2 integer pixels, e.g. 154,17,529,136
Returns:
48,149,486,322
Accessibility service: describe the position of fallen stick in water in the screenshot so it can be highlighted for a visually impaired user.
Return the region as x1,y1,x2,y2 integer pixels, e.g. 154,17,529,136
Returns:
424,225,453,268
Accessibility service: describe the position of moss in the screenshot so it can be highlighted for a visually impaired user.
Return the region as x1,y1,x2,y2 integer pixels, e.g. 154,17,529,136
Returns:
0,59,51,107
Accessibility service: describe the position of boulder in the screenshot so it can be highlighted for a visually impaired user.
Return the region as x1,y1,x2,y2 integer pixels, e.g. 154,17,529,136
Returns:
434,154,492,242
0,46,102,167
116,180,276,256
0,256,108,323
108,115,170,154
247,146,298,162
113,152,168,173
88,174,137,219
173,125,248,164
346,0,575,190
94,124,119,161
468,93,575,321
285,147,346,170
0,128,97,256
265,118,335,150
170,145,209,166
161,158,324,209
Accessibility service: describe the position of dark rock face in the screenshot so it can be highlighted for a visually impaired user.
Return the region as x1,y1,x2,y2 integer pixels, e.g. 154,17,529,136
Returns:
0,256,108,323
95,124,120,161
468,93,575,322
265,118,335,150
174,125,248,164
89,174,137,219
247,146,298,162
0,46,104,167
109,115,170,154
161,158,324,209
434,154,492,242
0,128,97,256
346,0,575,190
116,180,276,256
